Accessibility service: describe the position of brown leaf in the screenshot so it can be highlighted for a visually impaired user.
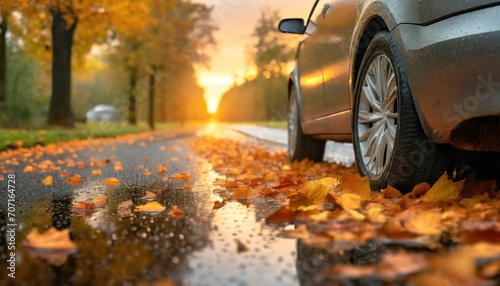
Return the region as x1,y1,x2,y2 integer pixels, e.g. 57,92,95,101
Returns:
382,186,402,198
167,206,184,219
231,186,255,199
235,239,249,253
225,180,238,188
410,182,431,198
265,207,296,225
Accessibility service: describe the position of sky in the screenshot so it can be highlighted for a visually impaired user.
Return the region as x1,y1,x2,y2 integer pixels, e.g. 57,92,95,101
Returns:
195,0,312,113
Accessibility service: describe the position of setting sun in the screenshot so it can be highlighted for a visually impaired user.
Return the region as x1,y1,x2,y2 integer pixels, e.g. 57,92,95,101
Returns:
198,73,235,114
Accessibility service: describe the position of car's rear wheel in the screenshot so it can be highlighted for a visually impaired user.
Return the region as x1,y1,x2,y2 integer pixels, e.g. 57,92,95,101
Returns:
353,31,452,193
288,85,326,162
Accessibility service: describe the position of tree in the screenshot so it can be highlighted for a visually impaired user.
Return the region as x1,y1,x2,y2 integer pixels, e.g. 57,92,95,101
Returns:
10,0,147,127
250,10,295,77
0,1,10,104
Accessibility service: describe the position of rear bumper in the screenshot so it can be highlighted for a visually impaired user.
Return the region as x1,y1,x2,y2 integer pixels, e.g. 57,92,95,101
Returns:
392,5,500,149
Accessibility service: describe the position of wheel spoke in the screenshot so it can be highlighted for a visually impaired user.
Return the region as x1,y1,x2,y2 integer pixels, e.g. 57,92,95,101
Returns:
358,111,383,124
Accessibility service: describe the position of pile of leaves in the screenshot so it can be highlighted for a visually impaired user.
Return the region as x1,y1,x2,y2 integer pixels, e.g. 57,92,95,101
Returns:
191,136,500,284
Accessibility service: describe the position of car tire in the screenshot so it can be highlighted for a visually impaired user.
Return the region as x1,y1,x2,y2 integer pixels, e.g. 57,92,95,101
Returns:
288,84,326,162
352,31,452,193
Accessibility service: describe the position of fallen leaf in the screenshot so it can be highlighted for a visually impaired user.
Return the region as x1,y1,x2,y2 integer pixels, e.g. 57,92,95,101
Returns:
118,200,133,209
142,192,157,200
173,173,190,180
333,193,364,210
167,205,184,218
302,177,340,203
422,173,464,202
183,184,191,189
282,224,311,240
265,207,296,225
92,170,101,177
411,182,431,198
135,201,166,213
339,170,371,199
23,227,77,251
92,195,108,208
383,186,402,198
171,157,180,162
144,169,151,176
66,175,82,185
103,177,120,186
72,201,95,210
114,161,123,171
23,165,35,173
235,239,249,253
157,166,167,174
225,180,239,188
231,186,255,199
42,176,53,186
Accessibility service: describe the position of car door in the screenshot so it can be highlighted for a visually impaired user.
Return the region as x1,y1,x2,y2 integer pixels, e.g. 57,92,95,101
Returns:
321,0,359,115
297,0,331,121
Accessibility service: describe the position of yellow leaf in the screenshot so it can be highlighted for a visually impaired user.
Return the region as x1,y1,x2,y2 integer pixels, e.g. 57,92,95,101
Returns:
103,178,120,185
422,173,464,202
42,175,53,186
334,193,364,210
302,177,340,203
339,170,371,199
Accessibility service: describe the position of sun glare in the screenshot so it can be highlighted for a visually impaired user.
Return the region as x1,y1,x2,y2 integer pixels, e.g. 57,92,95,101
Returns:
198,74,235,114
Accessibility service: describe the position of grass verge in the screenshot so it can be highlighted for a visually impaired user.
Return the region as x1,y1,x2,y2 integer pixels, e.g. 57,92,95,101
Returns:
0,121,183,151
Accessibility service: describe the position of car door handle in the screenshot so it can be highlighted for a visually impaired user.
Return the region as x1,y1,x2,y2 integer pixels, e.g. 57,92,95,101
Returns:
321,3,330,17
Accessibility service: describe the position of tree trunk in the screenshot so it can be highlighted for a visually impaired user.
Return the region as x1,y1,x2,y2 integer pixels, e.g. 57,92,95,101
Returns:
47,11,77,127
0,10,8,104
148,65,157,130
128,65,138,125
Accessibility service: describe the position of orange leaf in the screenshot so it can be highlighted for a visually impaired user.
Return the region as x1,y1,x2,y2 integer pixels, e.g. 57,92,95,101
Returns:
225,180,238,188
171,157,180,162
92,170,101,177
92,195,108,208
23,165,35,173
411,182,431,198
339,170,371,199
42,176,53,186
231,186,255,199
23,227,77,251
72,201,95,210
173,173,190,180
103,178,120,185
167,205,184,218
265,207,296,225
144,169,151,176
157,166,167,174
135,201,166,213
114,162,123,171
66,175,82,185
183,184,192,189
383,186,402,198
422,173,464,202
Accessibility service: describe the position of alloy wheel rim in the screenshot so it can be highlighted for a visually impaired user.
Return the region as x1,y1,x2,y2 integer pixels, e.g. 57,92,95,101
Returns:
357,54,398,179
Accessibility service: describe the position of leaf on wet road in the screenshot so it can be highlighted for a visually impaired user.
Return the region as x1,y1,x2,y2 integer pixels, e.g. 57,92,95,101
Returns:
422,173,464,202
333,193,364,210
92,169,101,177
42,175,53,186
104,177,120,185
66,175,82,185
135,201,166,213
265,206,296,225
235,239,249,253
173,173,190,180
339,170,371,199
118,200,133,209
157,166,167,174
92,195,108,208
167,206,184,219
24,227,77,252
23,165,35,173
114,161,123,171
302,177,340,203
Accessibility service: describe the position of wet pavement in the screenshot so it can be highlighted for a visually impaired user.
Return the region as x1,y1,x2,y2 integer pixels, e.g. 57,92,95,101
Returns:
0,125,323,285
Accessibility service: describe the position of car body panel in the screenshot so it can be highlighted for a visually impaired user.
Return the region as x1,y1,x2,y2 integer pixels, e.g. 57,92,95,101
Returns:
290,0,500,149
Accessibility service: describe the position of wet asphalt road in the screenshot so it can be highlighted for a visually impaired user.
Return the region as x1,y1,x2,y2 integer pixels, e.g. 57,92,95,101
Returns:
0,125,344,286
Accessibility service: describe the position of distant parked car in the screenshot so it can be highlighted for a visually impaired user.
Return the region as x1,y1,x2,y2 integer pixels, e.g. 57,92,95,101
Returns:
86,105,119,122
279,0,500,192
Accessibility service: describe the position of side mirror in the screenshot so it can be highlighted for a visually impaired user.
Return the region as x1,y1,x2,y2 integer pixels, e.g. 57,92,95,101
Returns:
278,18,305,34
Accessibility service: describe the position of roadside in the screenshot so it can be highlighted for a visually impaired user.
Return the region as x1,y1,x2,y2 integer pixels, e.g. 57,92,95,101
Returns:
0,122,200,151
230,124,355,166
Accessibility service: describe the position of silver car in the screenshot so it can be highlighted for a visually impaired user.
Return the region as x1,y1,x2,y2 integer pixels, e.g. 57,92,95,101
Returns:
280,0,500,192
